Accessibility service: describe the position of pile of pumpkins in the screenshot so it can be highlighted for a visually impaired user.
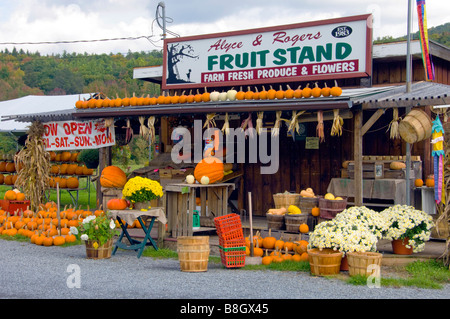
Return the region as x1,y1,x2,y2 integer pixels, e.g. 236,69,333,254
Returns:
0,160,19,186
245,230,310,265
75,82,343,109
48,151,94,189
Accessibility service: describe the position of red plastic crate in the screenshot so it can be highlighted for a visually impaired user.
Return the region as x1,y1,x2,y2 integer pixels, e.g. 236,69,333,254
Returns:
7,201,30,216
214,213,242,234
219,247,246,268
218,235,246,248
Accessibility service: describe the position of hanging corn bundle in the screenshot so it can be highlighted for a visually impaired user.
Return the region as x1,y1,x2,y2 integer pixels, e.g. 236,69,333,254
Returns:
272,111,283,137
147,116,156,144
288,110,306,135
240,113,254,138
330,109,344,136
221,113,230,135
256,112,264,135
203,113,217,129
14,121,51,211
104,118,115,137
122,119,133,144
139,116,150,140
387,108,400,139
316,110,325,142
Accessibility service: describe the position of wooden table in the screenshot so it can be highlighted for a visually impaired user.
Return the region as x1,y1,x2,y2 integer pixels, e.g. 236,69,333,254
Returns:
327,178,412,207
164,183,235,237
109,207,166,258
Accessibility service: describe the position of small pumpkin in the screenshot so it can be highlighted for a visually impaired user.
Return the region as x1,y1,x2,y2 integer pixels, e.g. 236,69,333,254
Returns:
275,85,285,99
414,179,424,187
202,87,211,102
321,82,331,97
186,90,195,103
244,86,254,100
284,85,294,99
425,175,435,188
259,86,268,100
267,85,276,100
66,177,79,189
178,91,188,104
107,198,129,210
311,82,322,98
194,89,203,103
235,87,245,100
293,85,302,98
194,157,224,184
301,83,312,98
330,80,342,97
100,165,127,188
226,88,237,101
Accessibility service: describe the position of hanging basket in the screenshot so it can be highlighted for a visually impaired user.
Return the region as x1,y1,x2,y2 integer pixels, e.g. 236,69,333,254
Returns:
347,251,383,277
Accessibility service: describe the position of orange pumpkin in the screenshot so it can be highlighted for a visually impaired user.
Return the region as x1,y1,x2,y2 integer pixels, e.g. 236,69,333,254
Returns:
311,206,320,217
267,85,277,100
301,83,312,98
330,80,342,97
66,177,79,189
259,86,268,100
414,179,424,187
244,86,254,100
107,198,129,210
193,157,224,184
100,165,127,188
284,85,294,99
293,85,302,98
425,176,435,188
235,87,245,100
4,190,17,200
321,83,331,97
275,85,285,99
311,82,322,98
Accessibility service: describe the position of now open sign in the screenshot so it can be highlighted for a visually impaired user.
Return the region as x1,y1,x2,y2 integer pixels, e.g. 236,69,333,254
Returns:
42,119,115,151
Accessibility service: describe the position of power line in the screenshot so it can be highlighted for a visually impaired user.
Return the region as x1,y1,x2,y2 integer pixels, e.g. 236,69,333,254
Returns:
0,35,161,46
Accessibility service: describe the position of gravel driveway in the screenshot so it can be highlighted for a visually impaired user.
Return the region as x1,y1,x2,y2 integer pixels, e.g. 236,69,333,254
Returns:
1,239,449,301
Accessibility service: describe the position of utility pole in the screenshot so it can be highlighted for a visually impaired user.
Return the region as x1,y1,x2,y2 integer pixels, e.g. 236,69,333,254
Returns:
405,0,413,205
158,2,167,40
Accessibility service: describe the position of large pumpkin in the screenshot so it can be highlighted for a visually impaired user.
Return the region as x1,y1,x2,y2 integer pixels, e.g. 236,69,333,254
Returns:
193,157,224,184
100,165,127,188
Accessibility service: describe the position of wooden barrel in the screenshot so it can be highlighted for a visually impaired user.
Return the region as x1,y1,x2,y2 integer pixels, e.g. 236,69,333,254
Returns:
266,214,285,230
284,214,308,233
398,108,432,144
299,196,319,215
347,252,382,277
318,196,347,220
177,236,210,272
308,248,343,276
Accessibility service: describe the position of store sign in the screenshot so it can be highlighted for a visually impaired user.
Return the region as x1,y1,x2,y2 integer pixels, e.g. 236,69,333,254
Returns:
42,120,115,151
163,14,372,89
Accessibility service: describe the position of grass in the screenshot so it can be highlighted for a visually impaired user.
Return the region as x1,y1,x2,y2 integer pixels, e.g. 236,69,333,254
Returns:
346,259,450,289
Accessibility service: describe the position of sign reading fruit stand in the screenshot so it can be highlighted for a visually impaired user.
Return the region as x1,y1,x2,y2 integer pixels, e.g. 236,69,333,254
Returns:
163,14,372,90
42,119,116,151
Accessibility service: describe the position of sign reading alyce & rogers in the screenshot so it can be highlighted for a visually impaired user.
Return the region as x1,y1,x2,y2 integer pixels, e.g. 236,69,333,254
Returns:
163,14,372,90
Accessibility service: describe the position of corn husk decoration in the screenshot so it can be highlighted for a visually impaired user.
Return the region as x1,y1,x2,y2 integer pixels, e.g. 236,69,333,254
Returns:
203,113,216,129
221,113,230,135
272,111,283,137
387,108,400,139
122,119,133,144
14,121,51,211
139,116,150,140
104,118,115,137
288,110,306,135
240,113,254,138
256,112,264,135
316,110,325,142
147,116,156,144
330,109,343,136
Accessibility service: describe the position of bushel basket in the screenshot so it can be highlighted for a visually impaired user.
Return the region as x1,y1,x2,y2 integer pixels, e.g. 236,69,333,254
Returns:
273,192,300,209
347,251,383,277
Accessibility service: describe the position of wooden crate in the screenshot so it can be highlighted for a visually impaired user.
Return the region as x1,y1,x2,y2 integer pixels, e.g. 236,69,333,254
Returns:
101,187,123,210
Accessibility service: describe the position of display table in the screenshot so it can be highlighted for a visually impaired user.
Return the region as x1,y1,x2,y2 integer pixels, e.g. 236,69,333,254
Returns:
164,183,235,237
327,178,411,206
109,207,166,258
417,186,436,214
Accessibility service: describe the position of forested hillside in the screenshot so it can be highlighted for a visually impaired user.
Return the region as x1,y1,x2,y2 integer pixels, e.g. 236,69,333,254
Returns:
0,49,163,102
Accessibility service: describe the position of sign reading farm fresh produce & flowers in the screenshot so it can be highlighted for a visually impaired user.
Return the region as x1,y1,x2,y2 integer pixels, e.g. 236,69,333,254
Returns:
163,14,372,89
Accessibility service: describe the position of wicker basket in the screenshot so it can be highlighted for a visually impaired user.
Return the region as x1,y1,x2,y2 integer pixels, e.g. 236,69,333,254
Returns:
308,248,343,276
273,192,300,209
347,251,383,277
318,196,347,220
85,239,113,259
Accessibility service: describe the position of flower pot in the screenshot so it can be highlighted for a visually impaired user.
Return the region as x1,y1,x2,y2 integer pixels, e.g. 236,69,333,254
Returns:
391,238,413,255
308,248,343,276
133,201,152,211
340,254,349,271
85,239,113,259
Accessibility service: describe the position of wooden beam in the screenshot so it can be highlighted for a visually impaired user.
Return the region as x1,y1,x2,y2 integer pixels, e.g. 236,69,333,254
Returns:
354,110,363,206
361,108,385,136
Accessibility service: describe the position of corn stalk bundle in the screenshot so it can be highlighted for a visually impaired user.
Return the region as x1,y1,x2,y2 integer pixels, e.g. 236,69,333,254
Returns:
221,113,230,135
316,110,325,142
387,108,400,139
256,112,264,135
203,113,216,129
288,110,306,135
14,121,51,212
147,116,156,144
330,109,344,136
139,116,150,140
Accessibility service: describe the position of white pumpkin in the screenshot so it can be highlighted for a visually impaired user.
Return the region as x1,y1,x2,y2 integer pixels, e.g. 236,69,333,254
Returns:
210,91,220,102
200,176,210,185
219,91,228,101
226,88,237,101
186,174,195,184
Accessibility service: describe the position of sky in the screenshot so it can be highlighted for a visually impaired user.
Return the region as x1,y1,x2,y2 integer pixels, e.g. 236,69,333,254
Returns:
0,0,448,56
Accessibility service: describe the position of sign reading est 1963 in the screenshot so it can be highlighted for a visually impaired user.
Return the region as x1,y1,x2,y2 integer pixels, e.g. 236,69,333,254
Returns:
163,14,372,90
42,120,115,151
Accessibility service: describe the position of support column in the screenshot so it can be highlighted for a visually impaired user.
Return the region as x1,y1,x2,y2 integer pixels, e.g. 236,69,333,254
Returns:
354,110,363,206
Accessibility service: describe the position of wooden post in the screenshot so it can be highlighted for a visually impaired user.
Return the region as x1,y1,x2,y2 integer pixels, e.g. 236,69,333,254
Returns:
354,110,363,206
248,192,254,257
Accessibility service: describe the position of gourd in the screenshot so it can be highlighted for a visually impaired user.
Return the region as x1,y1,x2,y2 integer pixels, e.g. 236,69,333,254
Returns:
266,207,287,215
100,165,127,188
324,193,335,200
200,176,210,185
218,91,228,101
330,80,343,97
210,90,220,102
287,205,301,215
300,188,315,198
390,161,406,170
107,198,129,210
193,157,224,184
185,174,195,184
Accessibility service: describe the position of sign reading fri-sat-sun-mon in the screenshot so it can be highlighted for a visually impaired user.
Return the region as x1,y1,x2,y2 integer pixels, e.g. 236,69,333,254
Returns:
42,120,115,151
163,14,372,90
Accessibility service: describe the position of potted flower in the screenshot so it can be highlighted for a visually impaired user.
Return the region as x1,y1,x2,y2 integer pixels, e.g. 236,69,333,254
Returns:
380,205,434,254
122,176,163,211
73,214,119,259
